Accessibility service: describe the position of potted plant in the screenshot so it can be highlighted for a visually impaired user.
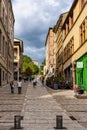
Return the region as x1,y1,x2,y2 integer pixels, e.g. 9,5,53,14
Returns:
78,86,84,94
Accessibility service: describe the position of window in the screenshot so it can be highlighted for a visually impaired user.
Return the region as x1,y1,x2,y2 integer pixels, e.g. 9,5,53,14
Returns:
3,36,5,56
3,7,4,22
3,71,4,81
81,0,85,8
80,17,87,45
0,30,1,52
64,37,74,62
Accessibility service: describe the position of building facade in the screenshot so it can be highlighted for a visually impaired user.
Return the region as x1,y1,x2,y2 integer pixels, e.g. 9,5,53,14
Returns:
14,38,23,80
62,0,87,91
45,0,87,91
0,0,14,87
45,28,55,77
53,13,68,80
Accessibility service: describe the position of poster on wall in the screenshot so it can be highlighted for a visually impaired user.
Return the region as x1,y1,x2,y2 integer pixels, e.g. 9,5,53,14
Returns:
76,62,83,68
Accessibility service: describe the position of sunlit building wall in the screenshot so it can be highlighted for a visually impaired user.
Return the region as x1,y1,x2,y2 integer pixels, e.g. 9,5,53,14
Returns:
0,0,14,87
62,0,87,90
14,38,23,80
53,13,68,79
45,28,55,75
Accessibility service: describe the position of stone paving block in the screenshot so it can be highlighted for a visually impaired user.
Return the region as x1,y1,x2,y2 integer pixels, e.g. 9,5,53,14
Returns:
46,87,87,129
0,82,28,129
0,81,87,130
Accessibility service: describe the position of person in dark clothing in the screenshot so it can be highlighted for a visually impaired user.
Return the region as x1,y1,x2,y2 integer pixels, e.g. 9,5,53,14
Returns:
10,81,14,94
42,77,44,85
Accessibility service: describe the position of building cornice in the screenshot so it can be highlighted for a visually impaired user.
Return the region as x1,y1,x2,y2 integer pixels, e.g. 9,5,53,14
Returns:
45,27,53,46
62,0,78,29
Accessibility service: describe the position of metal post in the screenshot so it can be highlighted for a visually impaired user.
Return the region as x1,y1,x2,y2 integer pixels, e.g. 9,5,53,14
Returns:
14,115,23,129
56,115,63,129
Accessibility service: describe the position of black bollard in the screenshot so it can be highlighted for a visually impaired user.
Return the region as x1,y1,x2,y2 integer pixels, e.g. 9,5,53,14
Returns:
56,115,63,129
14,115,23,129
54,115,67,129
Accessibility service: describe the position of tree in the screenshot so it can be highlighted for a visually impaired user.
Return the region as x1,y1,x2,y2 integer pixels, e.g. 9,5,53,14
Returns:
42,58,46,65
25,67,32,77
39,58,46,75
22,55,39,76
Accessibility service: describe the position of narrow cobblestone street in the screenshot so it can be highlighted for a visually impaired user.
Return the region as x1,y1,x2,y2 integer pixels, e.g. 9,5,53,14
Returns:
46,87,87,129
0,81,28,130
0,80,87,130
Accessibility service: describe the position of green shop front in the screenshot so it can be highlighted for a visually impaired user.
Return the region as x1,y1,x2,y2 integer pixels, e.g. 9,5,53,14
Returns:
76,53,87,92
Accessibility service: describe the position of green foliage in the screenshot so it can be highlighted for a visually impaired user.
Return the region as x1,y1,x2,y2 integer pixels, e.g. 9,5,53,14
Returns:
23,55,32,63
25,67,32,77
42,58,46,65
54,77,61,83
39,58,45,75
39,65,44,75
22,55,39,76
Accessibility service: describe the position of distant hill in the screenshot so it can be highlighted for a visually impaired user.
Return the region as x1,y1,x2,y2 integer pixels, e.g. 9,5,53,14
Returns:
22,55,39,76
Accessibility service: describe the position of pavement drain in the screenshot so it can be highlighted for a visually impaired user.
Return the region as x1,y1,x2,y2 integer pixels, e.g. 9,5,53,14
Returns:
69,116,77,120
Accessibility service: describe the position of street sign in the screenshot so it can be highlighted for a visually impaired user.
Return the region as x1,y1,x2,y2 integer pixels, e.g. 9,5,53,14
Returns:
77,62,83,68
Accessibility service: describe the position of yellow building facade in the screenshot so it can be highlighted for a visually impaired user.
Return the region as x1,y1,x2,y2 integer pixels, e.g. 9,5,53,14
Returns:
45,0,87,91
14,38,23,80
62,0,87,90
45,28,55,76
53,13,68,80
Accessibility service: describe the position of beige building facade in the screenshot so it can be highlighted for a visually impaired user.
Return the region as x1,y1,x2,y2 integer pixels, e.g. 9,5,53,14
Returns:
45,0,87,91
45,28,55,76
62,0,87,90
53,13,68,80
14,38,23,80
0,0,14,87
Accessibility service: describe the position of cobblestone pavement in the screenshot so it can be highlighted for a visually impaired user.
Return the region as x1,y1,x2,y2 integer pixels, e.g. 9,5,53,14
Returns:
0,81,28,130
46,87,87,129
0,81,87,130
22,82,86,130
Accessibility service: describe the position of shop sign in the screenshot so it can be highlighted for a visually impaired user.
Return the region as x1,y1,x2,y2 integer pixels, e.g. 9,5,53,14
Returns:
77,62,83,68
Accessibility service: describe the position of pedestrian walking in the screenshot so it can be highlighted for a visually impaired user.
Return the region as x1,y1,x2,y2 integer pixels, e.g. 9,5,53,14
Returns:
10,81,14,94
17,77,22,94
42,77,44,86
33,78,37,87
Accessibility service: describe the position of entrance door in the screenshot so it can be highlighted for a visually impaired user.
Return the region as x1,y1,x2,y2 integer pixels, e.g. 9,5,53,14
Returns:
0,68,1,86
83,58,87,91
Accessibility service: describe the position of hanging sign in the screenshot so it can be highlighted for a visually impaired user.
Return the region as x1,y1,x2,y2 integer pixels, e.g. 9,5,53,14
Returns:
77,62,83,68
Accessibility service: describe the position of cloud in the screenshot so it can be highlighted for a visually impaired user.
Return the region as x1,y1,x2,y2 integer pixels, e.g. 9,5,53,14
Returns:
24,46,45,65
12,0,74,65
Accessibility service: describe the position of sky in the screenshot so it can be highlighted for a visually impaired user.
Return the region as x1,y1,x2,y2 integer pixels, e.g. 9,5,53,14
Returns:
12,0,74,65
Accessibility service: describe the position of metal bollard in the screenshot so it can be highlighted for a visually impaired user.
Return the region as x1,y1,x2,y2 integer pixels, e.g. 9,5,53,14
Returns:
54,115,67,130
56,115,63,129
14,115,23,129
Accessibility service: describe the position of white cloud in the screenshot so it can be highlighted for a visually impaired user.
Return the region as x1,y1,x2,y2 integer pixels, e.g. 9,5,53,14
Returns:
24,46,45,63
12,0,74,65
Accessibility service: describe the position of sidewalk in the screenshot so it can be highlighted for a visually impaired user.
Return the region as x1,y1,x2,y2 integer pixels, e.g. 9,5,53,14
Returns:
22,82,86,130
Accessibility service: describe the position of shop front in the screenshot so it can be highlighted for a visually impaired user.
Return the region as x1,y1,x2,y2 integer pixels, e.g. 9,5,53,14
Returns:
76,53,87,91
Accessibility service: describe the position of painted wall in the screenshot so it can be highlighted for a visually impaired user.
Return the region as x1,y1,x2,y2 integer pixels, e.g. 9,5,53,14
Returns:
76,53,87,91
